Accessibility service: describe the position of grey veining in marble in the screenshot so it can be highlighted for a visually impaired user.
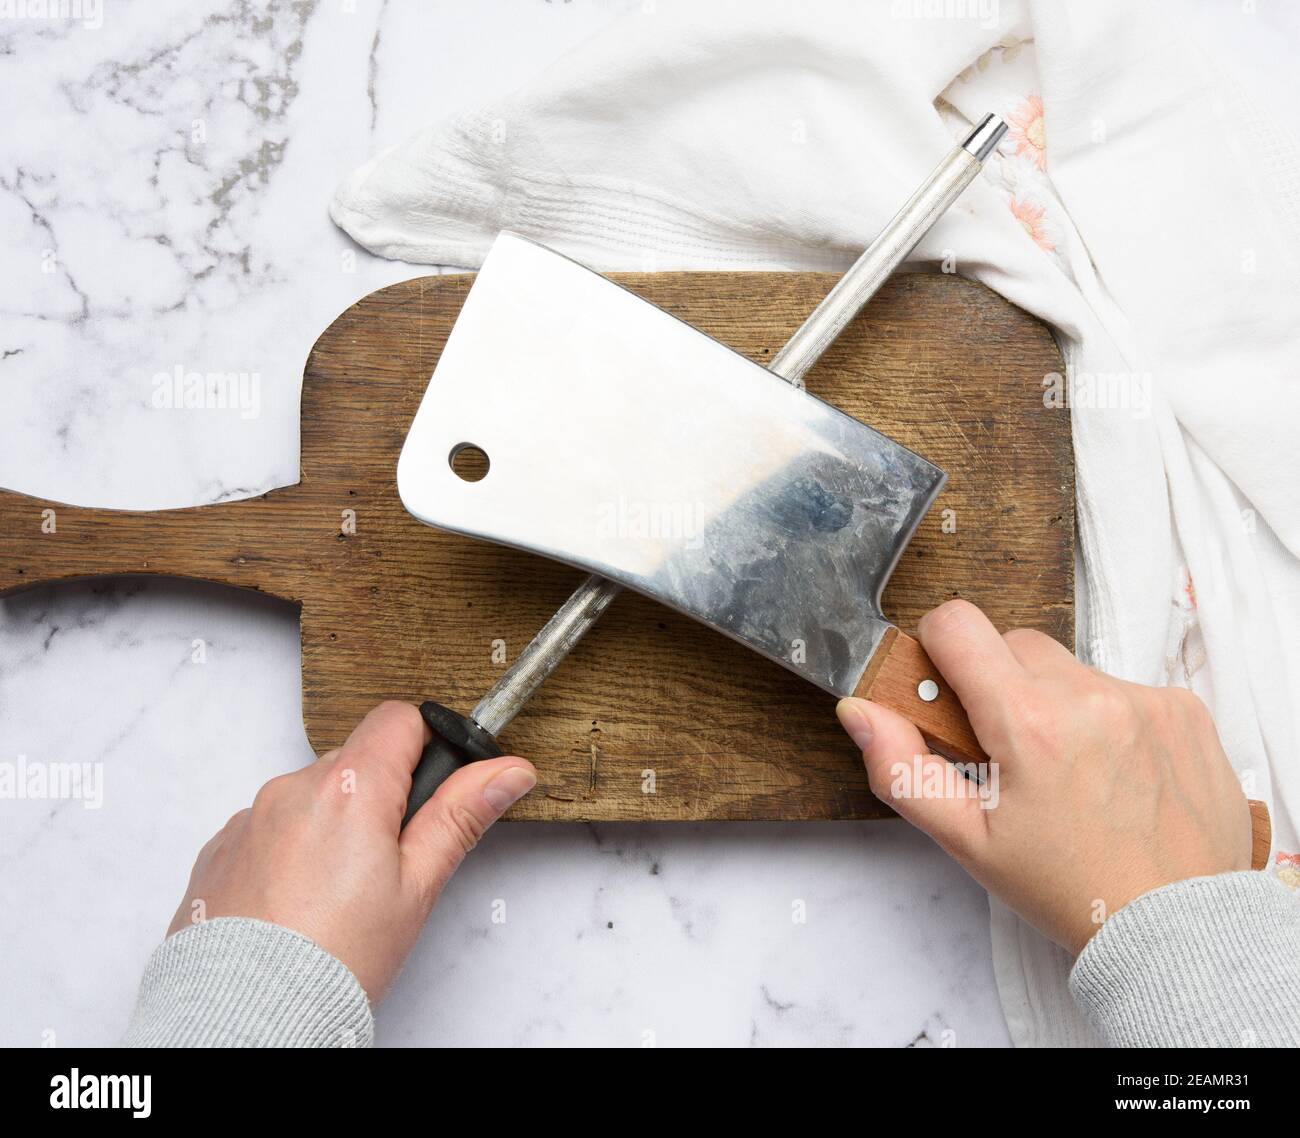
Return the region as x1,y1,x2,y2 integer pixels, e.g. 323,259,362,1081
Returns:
0,0,1009,1047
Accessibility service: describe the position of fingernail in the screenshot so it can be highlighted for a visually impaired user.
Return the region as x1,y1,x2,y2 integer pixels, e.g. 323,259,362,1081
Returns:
836,698,873,751
482,766,537,814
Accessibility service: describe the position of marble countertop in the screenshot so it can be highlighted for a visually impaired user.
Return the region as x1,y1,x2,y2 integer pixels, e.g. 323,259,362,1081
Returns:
0,0,1009,1046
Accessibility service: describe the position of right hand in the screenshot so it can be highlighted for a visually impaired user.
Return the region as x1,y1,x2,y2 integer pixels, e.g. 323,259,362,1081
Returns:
837,600,1252,954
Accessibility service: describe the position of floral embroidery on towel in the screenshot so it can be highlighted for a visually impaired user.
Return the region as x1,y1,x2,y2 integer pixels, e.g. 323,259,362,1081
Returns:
1008,94,1047,171
1166,564,1206,683
1276,852,1300,891
952,34,1030,85
1009,196,1055,252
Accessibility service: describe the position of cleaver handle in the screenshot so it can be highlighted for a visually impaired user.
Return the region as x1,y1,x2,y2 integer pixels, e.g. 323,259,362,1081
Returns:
1247,800,1272,870
854,627,986,763
855,628,1273,871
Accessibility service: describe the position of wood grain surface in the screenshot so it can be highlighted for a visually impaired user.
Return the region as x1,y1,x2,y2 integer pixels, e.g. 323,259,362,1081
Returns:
0,271,1073,820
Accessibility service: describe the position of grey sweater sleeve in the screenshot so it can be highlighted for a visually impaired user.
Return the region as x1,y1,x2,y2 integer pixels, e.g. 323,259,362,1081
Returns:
122,918,374,1048
1070,871,1300,1047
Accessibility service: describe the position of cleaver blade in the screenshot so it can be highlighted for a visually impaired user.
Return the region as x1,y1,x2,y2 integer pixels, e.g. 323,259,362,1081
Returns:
398,232,953,712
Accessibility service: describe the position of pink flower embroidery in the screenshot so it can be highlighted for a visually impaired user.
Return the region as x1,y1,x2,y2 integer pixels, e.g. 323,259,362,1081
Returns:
1009,94,1047,171
1277,852,1300,891
1009,197,1055,252
1184,573,1198,610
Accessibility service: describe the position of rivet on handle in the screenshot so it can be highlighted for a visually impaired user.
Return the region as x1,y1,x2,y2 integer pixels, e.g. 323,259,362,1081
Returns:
917,678,940,703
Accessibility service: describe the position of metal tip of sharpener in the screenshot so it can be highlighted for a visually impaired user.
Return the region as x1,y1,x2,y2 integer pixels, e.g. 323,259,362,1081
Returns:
962,113,1009,162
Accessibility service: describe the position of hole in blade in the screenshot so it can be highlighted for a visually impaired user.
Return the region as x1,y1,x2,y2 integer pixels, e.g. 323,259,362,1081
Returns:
449,443,490,482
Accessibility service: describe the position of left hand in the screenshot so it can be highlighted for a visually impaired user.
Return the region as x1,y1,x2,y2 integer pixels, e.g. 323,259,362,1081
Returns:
166,701,537,999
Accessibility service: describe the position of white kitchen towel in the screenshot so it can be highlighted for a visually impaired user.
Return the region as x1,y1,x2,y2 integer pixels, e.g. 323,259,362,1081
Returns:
332,0,1300,1046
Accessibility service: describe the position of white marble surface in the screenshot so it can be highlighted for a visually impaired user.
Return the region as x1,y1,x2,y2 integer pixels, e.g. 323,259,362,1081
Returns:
0,0,1010,1047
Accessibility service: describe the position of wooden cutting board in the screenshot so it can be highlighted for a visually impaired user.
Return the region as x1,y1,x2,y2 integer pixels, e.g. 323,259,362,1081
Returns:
0,271,1072,820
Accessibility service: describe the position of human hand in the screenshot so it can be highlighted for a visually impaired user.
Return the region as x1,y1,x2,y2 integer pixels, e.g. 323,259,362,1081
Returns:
167,701,537,999
837,600,1252,953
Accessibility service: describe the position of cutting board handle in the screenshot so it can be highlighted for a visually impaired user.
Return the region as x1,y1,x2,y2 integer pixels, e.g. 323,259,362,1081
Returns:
0,486,310,602
854,627,1272,871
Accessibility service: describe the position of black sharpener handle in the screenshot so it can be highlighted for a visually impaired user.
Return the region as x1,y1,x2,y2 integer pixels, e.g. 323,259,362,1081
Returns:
402,701,503,828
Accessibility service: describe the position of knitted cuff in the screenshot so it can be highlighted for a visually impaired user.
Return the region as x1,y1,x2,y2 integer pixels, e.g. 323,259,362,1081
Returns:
1069,871,1300,1047
122,917,374,1048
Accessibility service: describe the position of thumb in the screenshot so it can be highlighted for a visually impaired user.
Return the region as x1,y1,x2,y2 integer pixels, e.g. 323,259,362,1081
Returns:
399,756,537,904
837,697,988,860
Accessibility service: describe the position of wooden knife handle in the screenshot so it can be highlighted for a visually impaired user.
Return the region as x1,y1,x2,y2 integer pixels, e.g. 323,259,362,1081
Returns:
854,627,1273,871
853,627,987,763
1248,799,1272,872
